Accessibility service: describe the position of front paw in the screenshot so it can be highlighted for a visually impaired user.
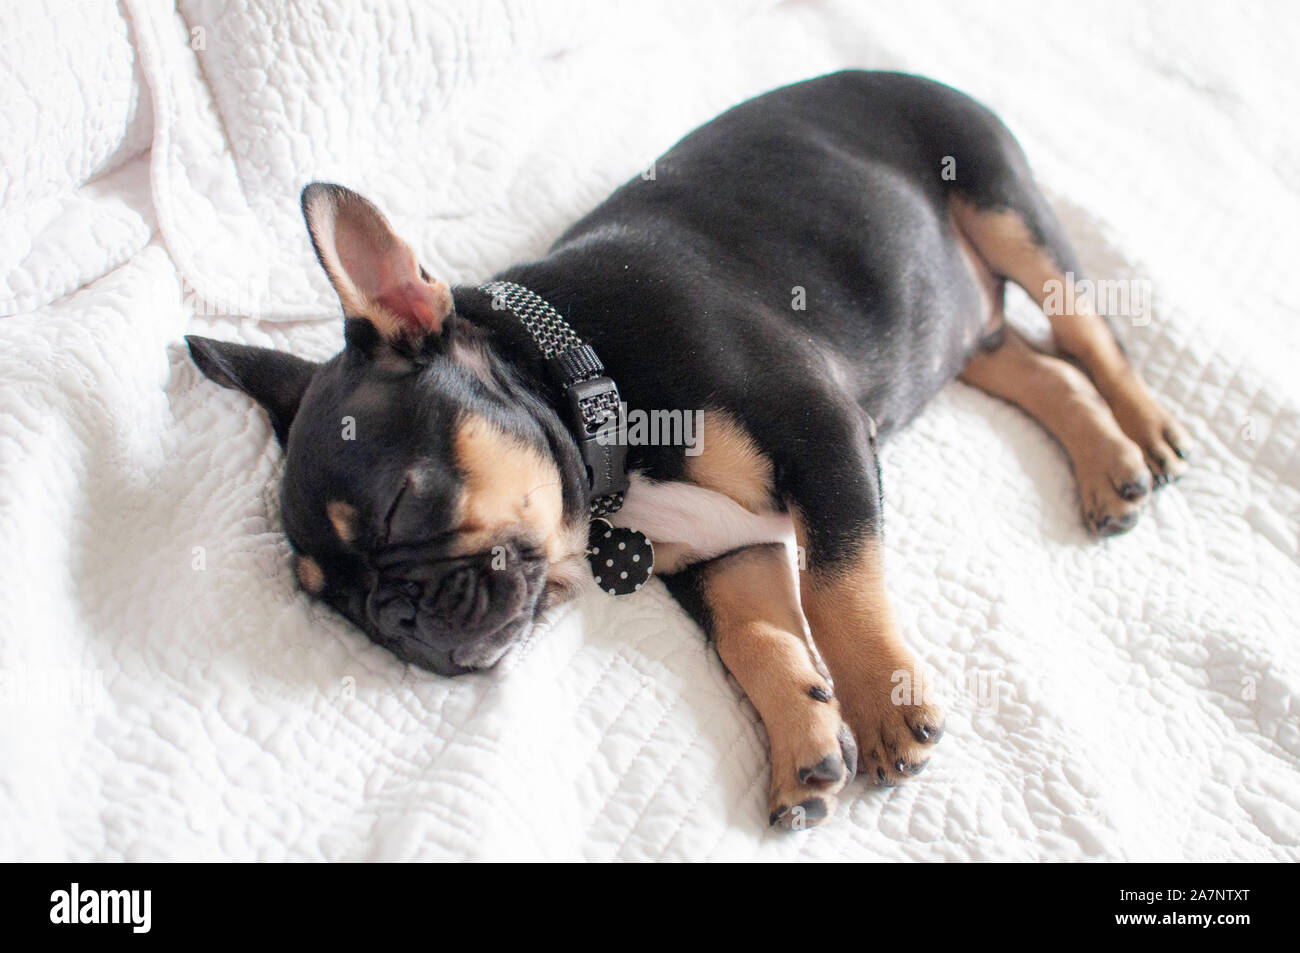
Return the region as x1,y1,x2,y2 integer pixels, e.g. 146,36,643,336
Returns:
840,661,944,787
1077,433,1150,537
767,687,858,831
1135,413,1191,487
1109,390,1191,487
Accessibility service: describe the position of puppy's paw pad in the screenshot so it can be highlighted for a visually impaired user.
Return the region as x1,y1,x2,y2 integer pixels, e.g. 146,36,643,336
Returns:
798,753,844,785
1110,455,1152,502
1078,437,1148,537
769,796,832,831
767,708,854,830
1085,504,1140,537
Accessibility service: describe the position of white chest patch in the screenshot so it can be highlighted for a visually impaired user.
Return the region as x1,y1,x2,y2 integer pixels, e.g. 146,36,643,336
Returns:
606,472,795,574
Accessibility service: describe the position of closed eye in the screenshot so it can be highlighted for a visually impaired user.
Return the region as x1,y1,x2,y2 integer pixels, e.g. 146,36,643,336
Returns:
382,475,412,544
516,542,545,562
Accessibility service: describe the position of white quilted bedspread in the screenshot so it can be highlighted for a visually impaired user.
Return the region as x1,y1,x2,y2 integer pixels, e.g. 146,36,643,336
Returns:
1,0,1298,861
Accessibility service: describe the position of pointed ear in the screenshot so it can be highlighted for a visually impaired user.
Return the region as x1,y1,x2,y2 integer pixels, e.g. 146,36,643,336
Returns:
185,336,319,446
300,182,453,343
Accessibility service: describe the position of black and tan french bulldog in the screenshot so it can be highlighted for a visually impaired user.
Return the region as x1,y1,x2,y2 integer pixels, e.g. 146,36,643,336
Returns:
186,71,1189,829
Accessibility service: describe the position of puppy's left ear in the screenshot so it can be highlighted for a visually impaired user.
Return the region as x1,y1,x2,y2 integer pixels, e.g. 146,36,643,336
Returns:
185,336,319,447
300,182,453,344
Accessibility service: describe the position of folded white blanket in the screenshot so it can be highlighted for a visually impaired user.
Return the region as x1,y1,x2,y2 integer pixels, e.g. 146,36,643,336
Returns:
0,0,154,316
0,0,1296,861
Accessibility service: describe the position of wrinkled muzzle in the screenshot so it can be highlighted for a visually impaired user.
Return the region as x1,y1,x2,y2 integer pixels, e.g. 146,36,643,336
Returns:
363,543,549,675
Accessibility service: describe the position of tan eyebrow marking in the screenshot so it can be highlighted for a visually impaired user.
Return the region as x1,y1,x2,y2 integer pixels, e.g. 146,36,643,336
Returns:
296,555,326,594
453,413,566,559
326,501,359,544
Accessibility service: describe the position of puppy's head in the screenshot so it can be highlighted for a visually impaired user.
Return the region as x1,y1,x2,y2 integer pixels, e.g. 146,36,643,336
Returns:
187,184,590,675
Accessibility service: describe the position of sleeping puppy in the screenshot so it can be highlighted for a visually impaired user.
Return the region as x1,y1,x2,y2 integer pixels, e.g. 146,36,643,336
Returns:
186,71,1189,829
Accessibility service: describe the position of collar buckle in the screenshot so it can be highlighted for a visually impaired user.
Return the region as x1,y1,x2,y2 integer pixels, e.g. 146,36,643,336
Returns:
562,375,628,507
478,281,630,515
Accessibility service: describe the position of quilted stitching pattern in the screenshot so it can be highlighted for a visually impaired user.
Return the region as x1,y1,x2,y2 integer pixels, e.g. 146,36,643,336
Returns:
0,0,155,316
0,0,1296,860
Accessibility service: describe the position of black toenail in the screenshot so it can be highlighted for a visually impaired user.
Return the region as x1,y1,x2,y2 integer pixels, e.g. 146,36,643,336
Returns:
769,806,788,827
799,754,845,785
912,723,944,745
808,685,832,702
1098,512,1138,537
1120,481,1147,501
796,797,828,821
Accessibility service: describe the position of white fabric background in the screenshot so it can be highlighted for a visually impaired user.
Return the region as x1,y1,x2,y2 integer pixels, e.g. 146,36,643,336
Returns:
0,0,1297,860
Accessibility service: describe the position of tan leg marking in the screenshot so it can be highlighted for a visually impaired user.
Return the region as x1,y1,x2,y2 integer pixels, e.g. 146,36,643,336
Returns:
700,544,857,829
950,197,1190,484
795,532,944,787
962,327,1153,535
950,207,1007,336
683,411,775,513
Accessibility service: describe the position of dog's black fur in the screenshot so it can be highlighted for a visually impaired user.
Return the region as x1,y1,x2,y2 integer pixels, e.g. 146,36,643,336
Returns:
187,71,1079,673
465,71,1075,557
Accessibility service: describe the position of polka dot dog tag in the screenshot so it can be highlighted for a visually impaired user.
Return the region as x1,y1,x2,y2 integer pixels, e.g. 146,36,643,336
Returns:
587,518,654,595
